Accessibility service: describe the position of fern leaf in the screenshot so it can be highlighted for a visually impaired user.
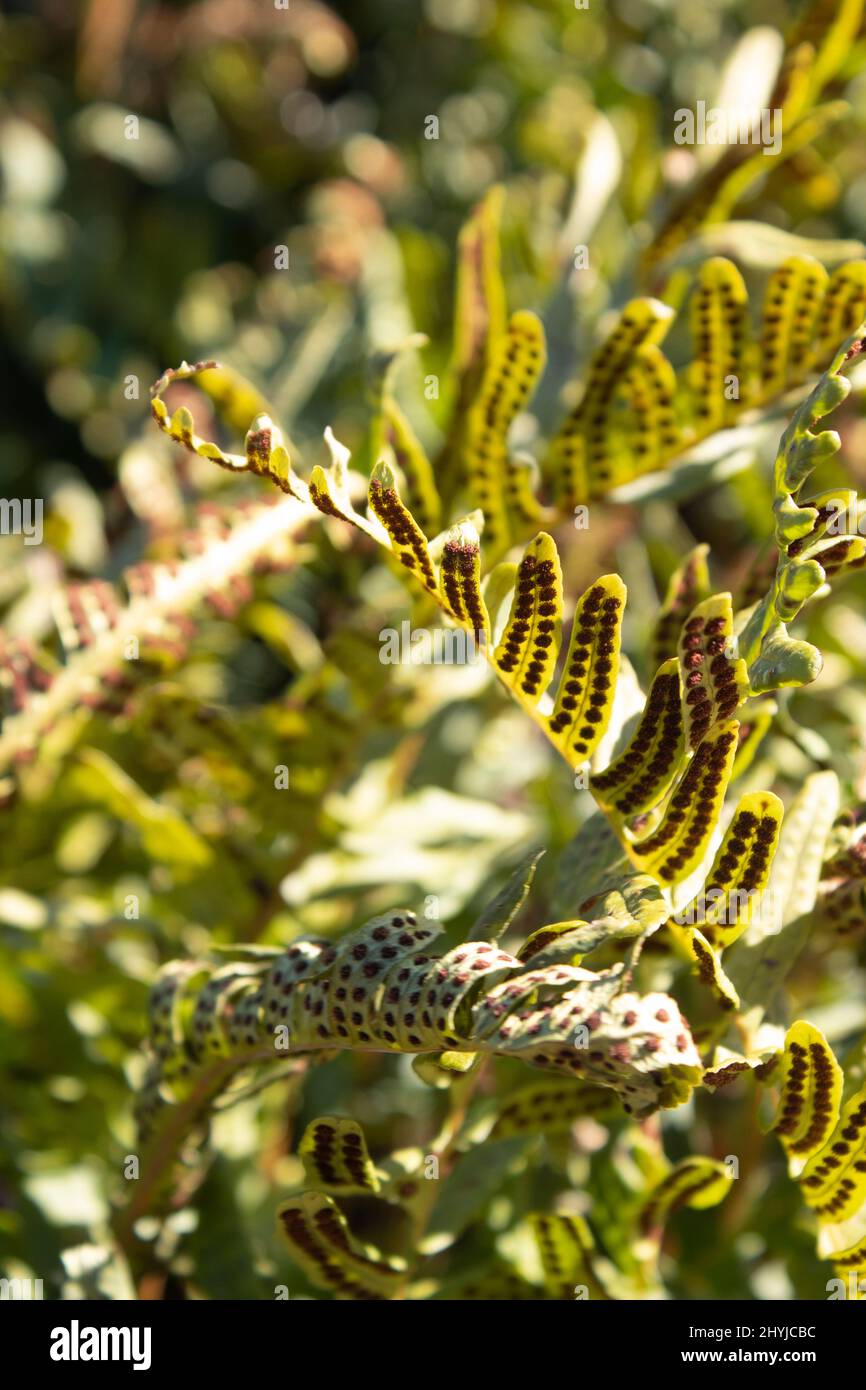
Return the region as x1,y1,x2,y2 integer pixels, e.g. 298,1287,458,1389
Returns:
513,920,593,967
815,878,866,939
489,1080,617,1139
767,1021,843,1174
678,593,747,748
365,333,429,471
437,184,508,505
464,309,547,555
726,771,840,1032
192,968,267,1065
451,184,507,382
738,322,866,690
483,976,701,1114
299,1116,381,1195
759,256,829,396
575,866,670,942
514,870,666,968
641,0,862,276
150,360,303,498
675,928,740,1012
639,1157,732,1235
384,398,441,536
492,532,563,707
412,1050,479,1088
304,428,385,541
811,259,866,367
548,574,626,766
650,544,711,670
367,461,439,595
628,721,739,884
805,1082,866,1262
590,658,683,818
531,1213,611,1299
437,520,490,639
688,257,752,429
468,848,545,942
0,495,310,780
621,342,681,481
682,790,783,949
546,297,675,507
137,911,704,1153
277,1192,407,1299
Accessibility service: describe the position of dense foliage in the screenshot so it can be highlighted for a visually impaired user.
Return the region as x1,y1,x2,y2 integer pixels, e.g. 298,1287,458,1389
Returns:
4,0,866,1302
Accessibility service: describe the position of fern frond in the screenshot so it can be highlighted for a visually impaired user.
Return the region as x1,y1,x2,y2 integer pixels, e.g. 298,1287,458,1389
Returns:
149,369,799,890
492,532,562,706
0,493,313,787
547,575,625,764
150,360,305,498
384,398,441,536
760,256,828,394
531,1212,612,1300
767,1020,843,1172
687,257,753,429
298,1116,381,1195
678,594,748,749
368,461,439,594
590,658,683,819
546,297,675,508
755,1021,866,1294
277,1192,407,1299
437,184,508,508
464,309,547,555
488,1079,618,1138
626,722,739,883
147,356,830,923
153,251,866,565
738,320,866,692
683,791,783,950
641,0,864,276
639,1157,732,1235
135,907,704,1167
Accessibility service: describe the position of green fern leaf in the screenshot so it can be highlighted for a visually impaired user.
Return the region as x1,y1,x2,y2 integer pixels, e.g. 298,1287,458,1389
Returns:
688,257,752,429
492,532,563,706
678,594,748,749
639,1157,732,1235
489,1079,618,1138
463,309,547,555
548,574,625,766
531,1212,612,1299
650,545,711,670
277,1192,406,1299
298,1116,381,1195
766,1021,843,1174
590,658,683,818
546,298,674,506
